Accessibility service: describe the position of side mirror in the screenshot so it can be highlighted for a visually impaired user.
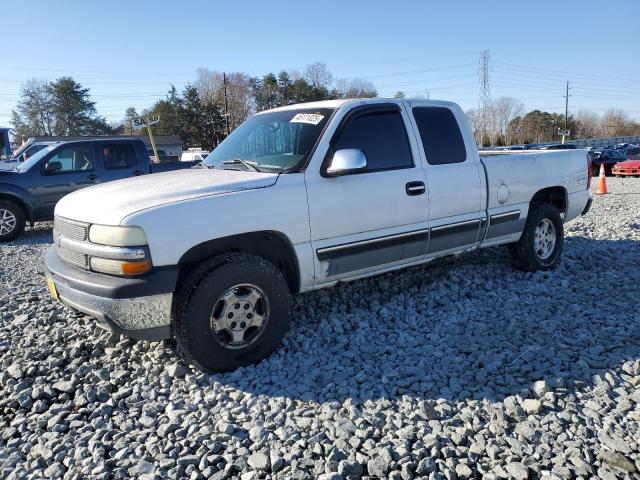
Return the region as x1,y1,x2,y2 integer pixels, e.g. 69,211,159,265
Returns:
43,161,62,174
325,149,367,177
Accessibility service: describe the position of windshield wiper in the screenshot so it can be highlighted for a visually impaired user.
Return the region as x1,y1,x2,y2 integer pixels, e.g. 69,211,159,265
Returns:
197,161,213,169
222,159,260,172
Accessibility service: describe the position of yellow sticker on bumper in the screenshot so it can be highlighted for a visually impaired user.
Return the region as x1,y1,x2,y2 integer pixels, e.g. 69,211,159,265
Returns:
46,278,59,301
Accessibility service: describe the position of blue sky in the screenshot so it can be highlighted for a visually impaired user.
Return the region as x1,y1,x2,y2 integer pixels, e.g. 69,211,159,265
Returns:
2,0,639,125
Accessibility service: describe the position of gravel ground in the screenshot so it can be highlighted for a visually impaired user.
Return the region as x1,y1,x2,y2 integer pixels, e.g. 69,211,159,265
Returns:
1,177,639,480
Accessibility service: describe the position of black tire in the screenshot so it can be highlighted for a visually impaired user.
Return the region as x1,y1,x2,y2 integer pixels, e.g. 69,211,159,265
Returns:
507,203,563,272
173,253,291,372
0,200,26,242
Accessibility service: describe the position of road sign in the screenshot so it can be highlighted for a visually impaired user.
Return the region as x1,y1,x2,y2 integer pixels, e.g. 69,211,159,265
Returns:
132,115,161,161
557,128,570,136
132,115,160,129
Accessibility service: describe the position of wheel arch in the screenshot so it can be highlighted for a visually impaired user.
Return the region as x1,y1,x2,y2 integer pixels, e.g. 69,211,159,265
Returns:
0,192,32,222
530,186,567,214
176,230,301,294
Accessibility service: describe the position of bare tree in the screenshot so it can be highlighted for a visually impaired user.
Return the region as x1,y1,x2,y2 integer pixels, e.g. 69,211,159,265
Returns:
600,109,638,137
10,78,55,140
465,108,482,145
334,78,377,98
491,97,524,145
574,109,600,139
303,62,333,90
195,69,254,130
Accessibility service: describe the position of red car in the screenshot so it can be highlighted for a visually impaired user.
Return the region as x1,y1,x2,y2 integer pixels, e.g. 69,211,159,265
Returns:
612,153,640,177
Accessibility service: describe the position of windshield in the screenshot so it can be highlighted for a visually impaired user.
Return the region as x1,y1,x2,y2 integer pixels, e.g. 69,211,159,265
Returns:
203,108,334,172
16,144,58,172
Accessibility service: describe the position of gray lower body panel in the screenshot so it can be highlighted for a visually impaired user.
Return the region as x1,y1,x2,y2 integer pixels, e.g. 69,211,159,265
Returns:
318,230,428,277
427,219,480,254
485,211,524,240
55,281,172,340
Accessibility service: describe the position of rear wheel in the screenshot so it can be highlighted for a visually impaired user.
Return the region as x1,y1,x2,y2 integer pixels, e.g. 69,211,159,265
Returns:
173,253,291,372
507,203,563,272
0,201,26,242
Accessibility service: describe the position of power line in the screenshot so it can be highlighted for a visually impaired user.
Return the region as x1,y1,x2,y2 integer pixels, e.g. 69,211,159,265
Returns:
362,63,476,79
493,61,639,85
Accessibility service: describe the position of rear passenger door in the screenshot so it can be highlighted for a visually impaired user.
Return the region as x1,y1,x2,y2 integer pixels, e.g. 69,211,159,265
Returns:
408,104,485,255
97,142,144,182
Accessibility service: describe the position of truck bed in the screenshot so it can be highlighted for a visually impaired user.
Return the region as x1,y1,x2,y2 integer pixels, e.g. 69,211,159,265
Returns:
479,149,589,211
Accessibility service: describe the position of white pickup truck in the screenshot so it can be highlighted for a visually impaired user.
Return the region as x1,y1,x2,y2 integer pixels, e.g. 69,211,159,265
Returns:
45,99,592,371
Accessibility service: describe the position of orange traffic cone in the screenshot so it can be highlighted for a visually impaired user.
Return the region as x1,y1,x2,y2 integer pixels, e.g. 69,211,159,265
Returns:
596,163,608,195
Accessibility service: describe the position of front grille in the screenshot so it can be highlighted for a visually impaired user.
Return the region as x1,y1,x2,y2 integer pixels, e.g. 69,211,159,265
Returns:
54,216,90,270
54,217,88,242
58,246,89,269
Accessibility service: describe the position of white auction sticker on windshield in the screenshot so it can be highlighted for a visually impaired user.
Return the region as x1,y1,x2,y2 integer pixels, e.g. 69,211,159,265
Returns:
290,113,324,125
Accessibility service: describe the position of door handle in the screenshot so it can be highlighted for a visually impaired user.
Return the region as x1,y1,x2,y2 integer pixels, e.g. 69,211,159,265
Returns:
87,173,98,181
406,181,426,196
132,170,143,176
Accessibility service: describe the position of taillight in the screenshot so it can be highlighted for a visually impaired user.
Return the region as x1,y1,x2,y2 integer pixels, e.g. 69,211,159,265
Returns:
587,155,593,188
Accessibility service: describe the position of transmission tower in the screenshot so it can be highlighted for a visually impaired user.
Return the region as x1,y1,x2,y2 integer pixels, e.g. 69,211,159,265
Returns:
478,50,492,145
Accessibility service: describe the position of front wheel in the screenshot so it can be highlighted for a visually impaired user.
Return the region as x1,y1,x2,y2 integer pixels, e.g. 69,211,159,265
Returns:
507,203,563,272
173,253,291,372
0,201,26,242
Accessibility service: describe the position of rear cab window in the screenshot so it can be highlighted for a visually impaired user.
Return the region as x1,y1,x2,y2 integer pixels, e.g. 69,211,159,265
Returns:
412,107,467,165
101,143,138,169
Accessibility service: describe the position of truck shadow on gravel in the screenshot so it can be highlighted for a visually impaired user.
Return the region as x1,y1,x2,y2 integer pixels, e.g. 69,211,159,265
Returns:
213,236,639,404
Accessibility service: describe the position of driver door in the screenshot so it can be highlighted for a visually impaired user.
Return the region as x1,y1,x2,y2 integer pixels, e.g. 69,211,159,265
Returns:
304,104,429,284
34,143,101,218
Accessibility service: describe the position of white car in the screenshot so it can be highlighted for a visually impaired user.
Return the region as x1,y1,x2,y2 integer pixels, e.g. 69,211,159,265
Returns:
181,150,209,162
45,99,592,371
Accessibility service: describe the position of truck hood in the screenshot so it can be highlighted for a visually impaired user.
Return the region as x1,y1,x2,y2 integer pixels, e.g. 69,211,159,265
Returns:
55,168,279,225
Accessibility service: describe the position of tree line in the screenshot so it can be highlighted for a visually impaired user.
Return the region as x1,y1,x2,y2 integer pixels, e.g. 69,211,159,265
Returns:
464,97,640,146
10,77,117,141
10,62,377,151
10,63,640,150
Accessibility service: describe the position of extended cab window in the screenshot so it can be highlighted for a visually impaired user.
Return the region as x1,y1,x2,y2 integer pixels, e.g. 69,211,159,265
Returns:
413,107,467,165
45,145,93,173
102,143,137,169
334,109,413,172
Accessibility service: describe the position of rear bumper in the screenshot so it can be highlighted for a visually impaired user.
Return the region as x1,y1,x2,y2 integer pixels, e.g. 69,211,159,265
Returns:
612,169,639,176
45,246,176,340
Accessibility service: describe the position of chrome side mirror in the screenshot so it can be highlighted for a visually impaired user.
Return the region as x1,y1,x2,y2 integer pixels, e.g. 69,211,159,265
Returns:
325,149,367,176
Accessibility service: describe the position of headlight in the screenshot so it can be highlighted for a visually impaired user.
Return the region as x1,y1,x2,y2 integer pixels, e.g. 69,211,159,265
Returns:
90,257,152,276
89,225,147,246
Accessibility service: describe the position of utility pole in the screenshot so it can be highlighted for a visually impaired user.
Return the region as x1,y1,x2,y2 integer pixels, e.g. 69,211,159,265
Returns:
223,72,230,136
562,80,570,144
426,90,430,100
478,50,492,146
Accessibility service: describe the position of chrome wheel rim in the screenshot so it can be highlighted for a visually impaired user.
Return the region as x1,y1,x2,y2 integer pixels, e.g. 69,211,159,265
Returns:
0,209,16,236
534,219,556,260
209,283,269,348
